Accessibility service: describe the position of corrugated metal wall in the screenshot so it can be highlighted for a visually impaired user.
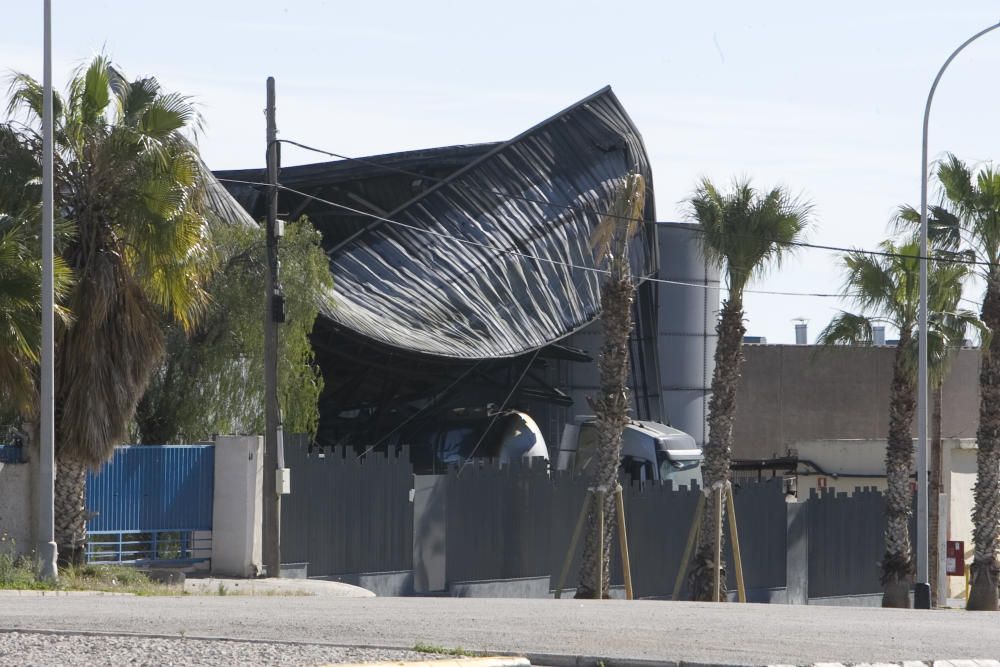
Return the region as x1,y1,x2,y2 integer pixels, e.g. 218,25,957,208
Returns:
86,445,215,532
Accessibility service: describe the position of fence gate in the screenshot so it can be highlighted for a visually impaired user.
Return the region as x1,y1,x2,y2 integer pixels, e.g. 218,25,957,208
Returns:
85,445,214,565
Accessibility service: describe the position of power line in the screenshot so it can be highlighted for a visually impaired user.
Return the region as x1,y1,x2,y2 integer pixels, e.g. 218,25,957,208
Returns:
217,177,846,299
273,139,996,269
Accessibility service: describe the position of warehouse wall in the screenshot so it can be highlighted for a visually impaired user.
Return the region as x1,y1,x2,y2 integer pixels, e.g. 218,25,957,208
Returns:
734,344,980,460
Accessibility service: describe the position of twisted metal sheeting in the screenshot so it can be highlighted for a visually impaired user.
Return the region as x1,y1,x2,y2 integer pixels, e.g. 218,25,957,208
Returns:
322,86,655,359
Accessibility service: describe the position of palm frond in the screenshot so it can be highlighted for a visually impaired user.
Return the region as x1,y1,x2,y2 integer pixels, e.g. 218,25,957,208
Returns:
687,177,812,299
817,311,875,347
591,172,646,281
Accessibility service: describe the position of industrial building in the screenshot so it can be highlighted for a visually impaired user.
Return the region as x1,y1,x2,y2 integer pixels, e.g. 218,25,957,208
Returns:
217,87,720,453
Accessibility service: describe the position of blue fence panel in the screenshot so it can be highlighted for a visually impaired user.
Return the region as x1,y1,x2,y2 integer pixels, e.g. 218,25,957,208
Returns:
86,445,214,566
0,444,25,464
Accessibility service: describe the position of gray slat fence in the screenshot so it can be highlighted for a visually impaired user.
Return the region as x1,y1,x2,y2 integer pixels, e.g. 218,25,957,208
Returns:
443,462,787,598
807,487,914,598
281,439,414,577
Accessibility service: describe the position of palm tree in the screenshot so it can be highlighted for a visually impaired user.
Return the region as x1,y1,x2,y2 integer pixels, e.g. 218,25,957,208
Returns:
818,238,979,607
685,178,812,601
929,154,1000,610
575,173,646,599
894,202,973,607
2,56,248,563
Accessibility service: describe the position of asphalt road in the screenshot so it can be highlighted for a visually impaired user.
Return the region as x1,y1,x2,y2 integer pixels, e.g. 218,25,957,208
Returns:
2,593,999,666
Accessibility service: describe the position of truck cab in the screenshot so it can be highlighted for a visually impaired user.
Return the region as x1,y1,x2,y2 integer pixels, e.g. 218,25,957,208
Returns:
557,417,702,486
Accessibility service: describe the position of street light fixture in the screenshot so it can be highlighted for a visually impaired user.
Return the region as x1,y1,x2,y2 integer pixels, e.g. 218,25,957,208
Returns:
916,19,1000,609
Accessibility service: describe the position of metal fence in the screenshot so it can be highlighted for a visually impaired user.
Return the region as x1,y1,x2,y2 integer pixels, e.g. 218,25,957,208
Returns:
85,445,214,564
279,443,894,601
806,487,912,598
0,444,25,464
281,439,414,577
442,462,787,598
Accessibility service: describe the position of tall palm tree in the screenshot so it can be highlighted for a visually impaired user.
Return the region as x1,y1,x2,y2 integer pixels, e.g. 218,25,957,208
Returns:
575,173,646,599
818,238,979,607
2,56,249,563
894,202,974,607
685,178,812,601
930,154,1000,610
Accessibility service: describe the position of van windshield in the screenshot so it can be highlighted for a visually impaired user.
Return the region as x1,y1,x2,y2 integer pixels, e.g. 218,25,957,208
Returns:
657,451,700,481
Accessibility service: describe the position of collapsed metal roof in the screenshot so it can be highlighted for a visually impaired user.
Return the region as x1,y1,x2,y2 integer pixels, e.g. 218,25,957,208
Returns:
218,86,655,364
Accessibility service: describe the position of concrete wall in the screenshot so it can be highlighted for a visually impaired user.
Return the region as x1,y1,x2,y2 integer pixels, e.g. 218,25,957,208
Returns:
943,441,977,598
735,345,980,460
211,435,263,577
0,461,33,556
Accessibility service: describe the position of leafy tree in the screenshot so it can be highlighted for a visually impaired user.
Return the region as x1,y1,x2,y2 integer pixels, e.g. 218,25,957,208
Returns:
1,56,250,563
575,173,645,599
818,238,979,607
0,126,72,418
135,217,331,443
685,178,812,601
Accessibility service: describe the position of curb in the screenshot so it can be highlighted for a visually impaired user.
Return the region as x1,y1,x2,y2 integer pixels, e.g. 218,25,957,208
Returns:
3,630,998,667
317,659,531,667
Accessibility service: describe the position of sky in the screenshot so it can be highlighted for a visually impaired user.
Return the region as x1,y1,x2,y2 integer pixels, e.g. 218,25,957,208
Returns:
4,1,1000,344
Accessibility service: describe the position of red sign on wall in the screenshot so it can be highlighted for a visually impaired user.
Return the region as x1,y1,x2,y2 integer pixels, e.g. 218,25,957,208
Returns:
946,541,965,576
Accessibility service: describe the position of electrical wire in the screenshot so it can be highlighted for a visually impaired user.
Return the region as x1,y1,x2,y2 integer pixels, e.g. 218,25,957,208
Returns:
272,139,997,269
216,177,846,299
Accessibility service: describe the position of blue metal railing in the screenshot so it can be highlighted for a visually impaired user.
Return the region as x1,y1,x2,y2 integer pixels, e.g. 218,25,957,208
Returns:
85,445,214,565
85,530,212,565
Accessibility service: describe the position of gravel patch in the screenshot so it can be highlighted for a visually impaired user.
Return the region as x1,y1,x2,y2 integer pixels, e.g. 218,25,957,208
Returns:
0,631,441,666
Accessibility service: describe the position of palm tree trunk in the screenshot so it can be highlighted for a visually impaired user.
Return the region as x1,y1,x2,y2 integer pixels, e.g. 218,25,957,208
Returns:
969,283,1000,611
575,278,633,599
688,297,744,601
881,331,916,607
929,379,943,608
54,455,88,566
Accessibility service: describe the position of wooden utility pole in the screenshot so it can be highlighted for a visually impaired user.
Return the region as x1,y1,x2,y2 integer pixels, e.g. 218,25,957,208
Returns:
262,76,282,577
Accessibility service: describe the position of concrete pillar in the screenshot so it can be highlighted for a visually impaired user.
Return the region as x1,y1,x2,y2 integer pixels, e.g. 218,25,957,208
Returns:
785,500,809,604
412,474,447,593
211,435,263,577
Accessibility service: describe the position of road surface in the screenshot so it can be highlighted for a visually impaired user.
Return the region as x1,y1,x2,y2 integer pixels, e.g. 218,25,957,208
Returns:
2,593,999,666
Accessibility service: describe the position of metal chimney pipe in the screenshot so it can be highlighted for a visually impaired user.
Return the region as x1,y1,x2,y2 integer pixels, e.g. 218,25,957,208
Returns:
873,326,886,346
794,322,808,345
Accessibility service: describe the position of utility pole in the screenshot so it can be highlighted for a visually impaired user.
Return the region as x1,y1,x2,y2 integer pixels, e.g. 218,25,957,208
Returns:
37,0,58,581
263,76,284,577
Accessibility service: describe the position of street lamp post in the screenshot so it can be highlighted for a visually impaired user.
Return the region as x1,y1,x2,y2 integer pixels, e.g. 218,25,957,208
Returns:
916,20,1000,609
37,0,58,581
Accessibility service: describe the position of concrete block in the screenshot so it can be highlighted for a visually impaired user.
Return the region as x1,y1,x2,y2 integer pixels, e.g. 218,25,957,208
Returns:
279,562,308,579
211,436,262,577
451,575,550,598
320,570,414,597
0,461,33,556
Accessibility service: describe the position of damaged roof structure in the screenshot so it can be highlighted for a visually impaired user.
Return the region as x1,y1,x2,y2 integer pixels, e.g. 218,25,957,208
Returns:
217,86,661,446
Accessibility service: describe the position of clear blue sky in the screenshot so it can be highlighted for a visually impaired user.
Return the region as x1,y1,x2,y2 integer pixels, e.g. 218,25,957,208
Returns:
5,1,1000,343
